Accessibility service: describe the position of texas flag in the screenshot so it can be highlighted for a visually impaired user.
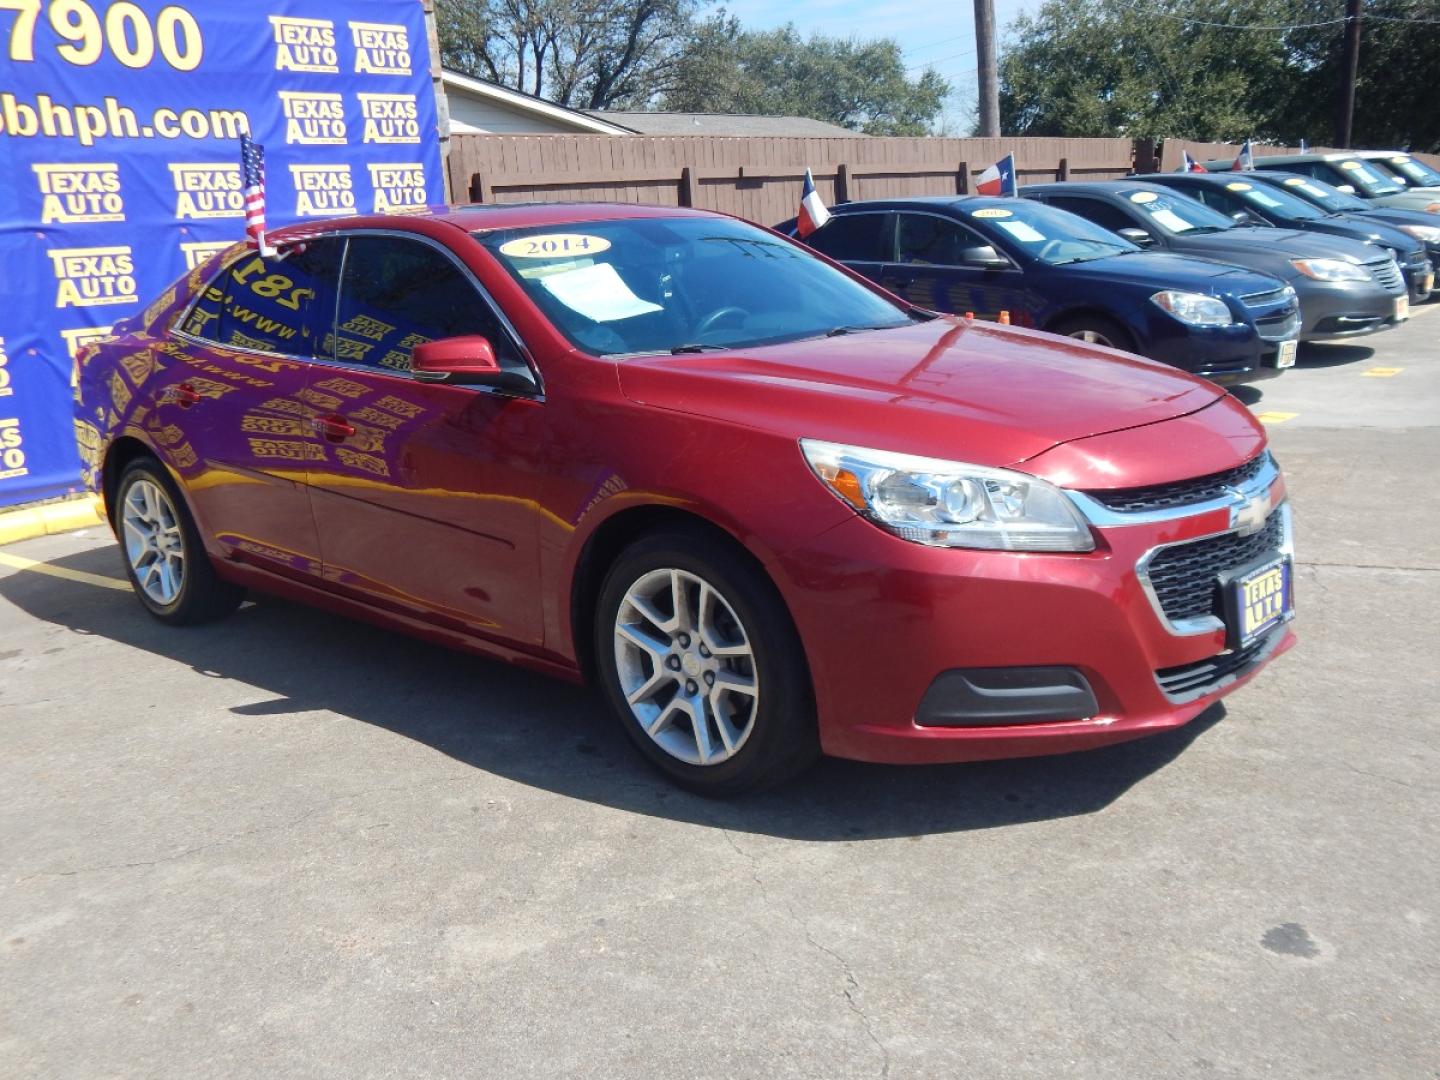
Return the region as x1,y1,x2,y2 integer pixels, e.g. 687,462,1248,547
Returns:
976,153,1017,196
1231,139,1255,172
796,168,831,238
1178,150,1206,173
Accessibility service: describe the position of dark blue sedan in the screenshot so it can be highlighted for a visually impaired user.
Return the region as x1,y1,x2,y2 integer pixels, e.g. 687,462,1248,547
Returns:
778,196,1299,385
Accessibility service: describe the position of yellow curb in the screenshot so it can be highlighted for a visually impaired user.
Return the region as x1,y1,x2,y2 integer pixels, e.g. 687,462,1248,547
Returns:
1254,411,1298,424
0,551,128,590
1362,366,1404,377
0,494,105,547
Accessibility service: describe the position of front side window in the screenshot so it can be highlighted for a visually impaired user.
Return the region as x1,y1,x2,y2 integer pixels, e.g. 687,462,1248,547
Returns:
477,216,913,357
1325,160,1403,195
1273,175,1367,212
804,213,892,262
332,235,526,376
1121,190,1235,235
1043,196,1137,235
961,201,1136,264
896,214,976,265
181,240,342,358
1379,155,1440,187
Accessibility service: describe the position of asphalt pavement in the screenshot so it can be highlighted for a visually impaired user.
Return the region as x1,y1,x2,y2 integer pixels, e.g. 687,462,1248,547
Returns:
2,309,1437,1079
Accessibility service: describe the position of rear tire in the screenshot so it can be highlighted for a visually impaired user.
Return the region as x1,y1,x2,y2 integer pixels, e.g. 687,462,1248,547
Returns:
594,530,819,796
114,456,245,625
1050,314,1136,353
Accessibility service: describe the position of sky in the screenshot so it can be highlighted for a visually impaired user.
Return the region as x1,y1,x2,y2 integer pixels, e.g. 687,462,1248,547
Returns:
715,0,1047,132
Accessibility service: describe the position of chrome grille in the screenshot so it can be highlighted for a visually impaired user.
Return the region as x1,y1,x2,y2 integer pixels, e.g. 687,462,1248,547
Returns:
1366,257,1404,291
1240,287,1288,306
1086,453,1269,515
1145,510,1286,623
1256,309,1301,341
1156,629,1277,697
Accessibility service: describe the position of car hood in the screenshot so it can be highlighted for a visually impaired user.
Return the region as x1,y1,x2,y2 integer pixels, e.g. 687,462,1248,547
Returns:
617,318,1226,469
1373,190,1440,212
1176,226,1377,261
1061,250,1281,294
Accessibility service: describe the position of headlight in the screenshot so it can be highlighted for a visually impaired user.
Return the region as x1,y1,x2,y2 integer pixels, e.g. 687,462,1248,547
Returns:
1149,290,1234,326
1398,224,1440,242
1290,257,1370,282
799,439,1095,552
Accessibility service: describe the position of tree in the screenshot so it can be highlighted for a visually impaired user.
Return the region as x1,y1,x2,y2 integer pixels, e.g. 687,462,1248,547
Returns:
997,0,1440,153
436,0,699,109
663,20,950,135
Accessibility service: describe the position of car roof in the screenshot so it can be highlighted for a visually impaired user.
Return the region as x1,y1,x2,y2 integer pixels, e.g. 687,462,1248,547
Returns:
829,195,1022,213
1127,172,1248,186
267,201,720,242
1020,180,1163,197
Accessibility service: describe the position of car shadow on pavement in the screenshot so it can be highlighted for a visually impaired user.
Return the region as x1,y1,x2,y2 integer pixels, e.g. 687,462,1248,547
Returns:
1,544,1224,841
1296,342,1376,368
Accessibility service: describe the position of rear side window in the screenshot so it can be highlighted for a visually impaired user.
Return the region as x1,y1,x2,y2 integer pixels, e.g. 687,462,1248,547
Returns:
806,213,891,262
1044,196,1136,234
181,240,343,358
332,235,525,375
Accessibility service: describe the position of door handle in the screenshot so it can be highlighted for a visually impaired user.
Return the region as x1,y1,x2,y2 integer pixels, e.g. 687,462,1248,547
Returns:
312,414,356,442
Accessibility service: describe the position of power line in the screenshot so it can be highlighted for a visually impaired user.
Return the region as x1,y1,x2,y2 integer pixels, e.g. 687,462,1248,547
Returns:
902,33,972,57
1134,7,1440,31
906,47,978,73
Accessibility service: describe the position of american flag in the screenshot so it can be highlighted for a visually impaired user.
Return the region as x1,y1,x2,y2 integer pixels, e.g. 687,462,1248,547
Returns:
240,133,276,256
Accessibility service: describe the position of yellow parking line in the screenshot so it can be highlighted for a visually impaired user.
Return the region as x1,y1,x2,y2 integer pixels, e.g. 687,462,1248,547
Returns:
0,552,129,591
1254,411,1299,424
1362,367,1404,377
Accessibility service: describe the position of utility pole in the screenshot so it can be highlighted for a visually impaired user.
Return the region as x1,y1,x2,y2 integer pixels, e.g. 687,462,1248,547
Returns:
974,0,1000,137
1335,0,1362,148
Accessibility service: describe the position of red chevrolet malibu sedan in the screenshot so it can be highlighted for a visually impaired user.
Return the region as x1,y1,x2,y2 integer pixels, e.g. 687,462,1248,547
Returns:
74,204,1295,794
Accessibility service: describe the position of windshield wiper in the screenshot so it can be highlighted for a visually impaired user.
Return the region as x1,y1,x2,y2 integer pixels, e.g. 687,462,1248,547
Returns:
826,323,901,337
669,342,728,354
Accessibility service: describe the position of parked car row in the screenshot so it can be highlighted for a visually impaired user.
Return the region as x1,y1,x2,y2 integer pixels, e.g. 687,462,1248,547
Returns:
780,150,1434,388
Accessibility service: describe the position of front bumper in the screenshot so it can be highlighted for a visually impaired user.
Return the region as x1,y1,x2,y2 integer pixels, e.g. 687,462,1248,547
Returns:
1293,277,1407,339
775,465,1295,765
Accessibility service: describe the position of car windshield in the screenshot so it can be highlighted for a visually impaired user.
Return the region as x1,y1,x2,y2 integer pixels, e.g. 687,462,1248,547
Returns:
1124,190,1235,234
1224,180,1324,220
1332,159,1404,195
1376,155,1440,188
1271,174,1369,212
963,200,1137,264
476,217,914,356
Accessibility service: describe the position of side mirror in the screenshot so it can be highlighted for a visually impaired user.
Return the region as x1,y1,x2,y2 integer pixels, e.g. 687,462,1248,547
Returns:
960,245,1010,269
1231,210,1259,224
412,335,503,385
1336,184,1356,194
1117,227,1155,246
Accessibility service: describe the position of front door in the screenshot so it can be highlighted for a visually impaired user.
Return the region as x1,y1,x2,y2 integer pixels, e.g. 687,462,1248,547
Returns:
881,211,1026,322
168,239,345,580
304,233,547,647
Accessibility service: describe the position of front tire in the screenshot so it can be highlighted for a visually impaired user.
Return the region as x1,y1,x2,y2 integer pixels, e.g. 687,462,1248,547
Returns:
114,456,245,625
1050,314,1136,353
594,530,818,795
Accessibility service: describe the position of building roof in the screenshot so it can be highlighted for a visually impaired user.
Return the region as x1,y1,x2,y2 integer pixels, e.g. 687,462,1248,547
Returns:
441,69,631,135
588,111,863,138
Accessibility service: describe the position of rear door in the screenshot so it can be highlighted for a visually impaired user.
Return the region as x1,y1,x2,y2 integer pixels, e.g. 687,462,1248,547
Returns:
802,211,893,283
881,211,1026,321
169,239,344,580
304,232,547,646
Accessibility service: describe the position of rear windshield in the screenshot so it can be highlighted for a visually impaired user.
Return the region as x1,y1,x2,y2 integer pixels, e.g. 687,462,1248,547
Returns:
476,217,912,356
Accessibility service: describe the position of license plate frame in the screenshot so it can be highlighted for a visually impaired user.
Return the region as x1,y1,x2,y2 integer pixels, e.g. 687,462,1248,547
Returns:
1220,554,1293,650
1275,340,1298,369
1395,294,1410,321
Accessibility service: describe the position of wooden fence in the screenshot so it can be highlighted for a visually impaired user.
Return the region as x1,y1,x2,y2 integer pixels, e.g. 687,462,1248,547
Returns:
445,135,1140,225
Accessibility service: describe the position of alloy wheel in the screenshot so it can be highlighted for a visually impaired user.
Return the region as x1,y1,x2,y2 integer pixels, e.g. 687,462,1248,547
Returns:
612,567,759,766
121,478,186,606
1068,329,1115,347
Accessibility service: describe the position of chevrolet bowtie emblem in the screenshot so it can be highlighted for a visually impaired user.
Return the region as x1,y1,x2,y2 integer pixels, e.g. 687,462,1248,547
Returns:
1227,485,1271,536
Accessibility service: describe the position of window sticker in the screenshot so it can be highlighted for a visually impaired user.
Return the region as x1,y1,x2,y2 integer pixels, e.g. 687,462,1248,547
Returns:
1248,190,1284,208
995,220,1046,242
1226,182,1252,191
1339,161,1363,171
538,262,662,322
971,208,1013,218
1129,191,1158,203
499,233,612,259
1148,207,1192,232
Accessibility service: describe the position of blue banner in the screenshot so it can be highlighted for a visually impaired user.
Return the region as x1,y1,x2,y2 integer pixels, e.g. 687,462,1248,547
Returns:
0,0,445,506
